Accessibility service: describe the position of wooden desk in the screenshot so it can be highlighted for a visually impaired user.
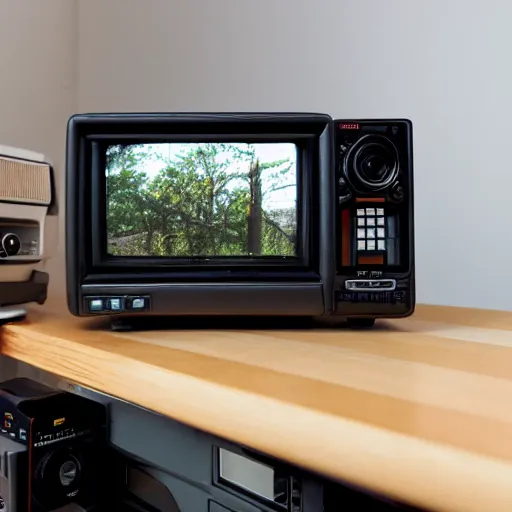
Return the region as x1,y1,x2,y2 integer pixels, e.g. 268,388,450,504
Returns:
2,305,512,512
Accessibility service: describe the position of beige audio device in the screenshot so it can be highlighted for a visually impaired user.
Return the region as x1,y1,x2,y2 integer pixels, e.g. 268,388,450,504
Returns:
0,145,55,308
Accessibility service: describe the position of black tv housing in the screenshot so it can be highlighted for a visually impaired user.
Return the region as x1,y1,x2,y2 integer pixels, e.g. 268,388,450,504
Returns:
66,113,414,327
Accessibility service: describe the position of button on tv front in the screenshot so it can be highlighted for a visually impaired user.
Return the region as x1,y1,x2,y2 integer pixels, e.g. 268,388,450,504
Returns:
88,299,104,312
131,298,146,309
108,298,123,311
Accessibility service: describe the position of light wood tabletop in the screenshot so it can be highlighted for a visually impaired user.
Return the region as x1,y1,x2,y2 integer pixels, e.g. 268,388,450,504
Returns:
2,305,512,512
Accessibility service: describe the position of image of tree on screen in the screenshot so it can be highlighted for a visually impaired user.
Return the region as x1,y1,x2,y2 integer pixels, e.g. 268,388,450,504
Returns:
105,142,298,258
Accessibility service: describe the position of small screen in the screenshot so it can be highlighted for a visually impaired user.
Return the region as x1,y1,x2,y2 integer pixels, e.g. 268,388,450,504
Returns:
218,448,289,506
105,142,298,258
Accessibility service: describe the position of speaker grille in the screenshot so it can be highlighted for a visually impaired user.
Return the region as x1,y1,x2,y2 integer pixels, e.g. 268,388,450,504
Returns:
0,156,52,205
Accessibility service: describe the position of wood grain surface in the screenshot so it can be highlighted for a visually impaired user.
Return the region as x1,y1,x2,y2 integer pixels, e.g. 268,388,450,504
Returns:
2,305,512,511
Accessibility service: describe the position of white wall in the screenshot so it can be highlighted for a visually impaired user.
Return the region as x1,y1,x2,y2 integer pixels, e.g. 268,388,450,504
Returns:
74,0,511,311
0,0,78,312
0,0,77,379
1,1,509,313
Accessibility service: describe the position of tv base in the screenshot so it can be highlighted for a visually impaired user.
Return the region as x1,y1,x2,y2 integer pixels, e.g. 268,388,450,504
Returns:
110,317,137,332
346,318,375,328
106,315,380,333
108,315,318,333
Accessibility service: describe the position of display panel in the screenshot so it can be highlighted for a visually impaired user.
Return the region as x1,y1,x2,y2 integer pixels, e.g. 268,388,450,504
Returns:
105,142,298,259
217,448,294,508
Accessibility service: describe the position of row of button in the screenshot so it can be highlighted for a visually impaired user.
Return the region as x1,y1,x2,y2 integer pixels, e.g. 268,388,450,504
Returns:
357,216,385,227
358,227,385,239
86,296,150,314
358,239,386,251
357,208,385,217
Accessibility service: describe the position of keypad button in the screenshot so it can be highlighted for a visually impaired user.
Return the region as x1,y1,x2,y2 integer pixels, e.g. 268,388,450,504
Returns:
377,217,385,226
357,240,366,250
357,209,365,216
357,217,365,226
367,240,376,250
366,228,375,238
377,228,386,238
357,228,365,239
377,240,386,250
366,208,376,215
367,217,375,226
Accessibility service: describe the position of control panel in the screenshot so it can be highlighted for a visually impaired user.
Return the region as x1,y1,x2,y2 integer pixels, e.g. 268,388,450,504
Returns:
333,119,414,320
84,296,150,315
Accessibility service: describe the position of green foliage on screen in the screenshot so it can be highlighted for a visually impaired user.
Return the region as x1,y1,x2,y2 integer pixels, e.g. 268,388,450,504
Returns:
105,142,298,258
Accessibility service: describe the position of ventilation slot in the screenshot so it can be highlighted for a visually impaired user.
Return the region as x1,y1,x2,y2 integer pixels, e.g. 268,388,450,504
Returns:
0,156,52,205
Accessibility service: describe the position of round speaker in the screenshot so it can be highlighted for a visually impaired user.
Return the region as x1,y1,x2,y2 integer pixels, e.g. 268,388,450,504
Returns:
343,134,399,193
32,447,84,508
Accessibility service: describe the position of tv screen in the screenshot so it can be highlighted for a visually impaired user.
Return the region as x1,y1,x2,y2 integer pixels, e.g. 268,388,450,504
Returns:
105,142,298,260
